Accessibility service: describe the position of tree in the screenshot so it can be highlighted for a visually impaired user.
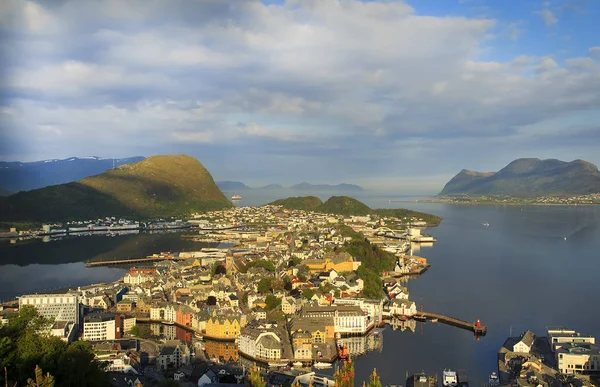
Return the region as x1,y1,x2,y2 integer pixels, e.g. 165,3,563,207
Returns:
130,325,153,339
334,359,354,387
265,295,281,311
257,278,271,294
27,366,55,387
247,364,266,387
302,288,315,300
367,368,382,387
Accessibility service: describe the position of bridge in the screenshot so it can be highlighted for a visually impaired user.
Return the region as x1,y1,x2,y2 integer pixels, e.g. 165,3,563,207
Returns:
85,256,186,267
413,311,487,335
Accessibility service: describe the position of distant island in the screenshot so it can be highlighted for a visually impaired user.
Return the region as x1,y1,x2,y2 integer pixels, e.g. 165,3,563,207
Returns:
0,156,145,193
0,155,232,222
216,181,364,192
270,195,442,226
439,158,600,197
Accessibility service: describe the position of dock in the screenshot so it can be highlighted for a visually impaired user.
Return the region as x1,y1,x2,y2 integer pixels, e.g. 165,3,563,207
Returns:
413,311,487,335
85,256,186,267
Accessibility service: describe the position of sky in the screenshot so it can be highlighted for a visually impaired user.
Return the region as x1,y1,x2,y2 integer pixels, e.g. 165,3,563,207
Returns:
1,0,599,192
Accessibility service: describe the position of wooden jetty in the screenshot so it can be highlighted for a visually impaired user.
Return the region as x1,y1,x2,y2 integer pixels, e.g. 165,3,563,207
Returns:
85,256,185,267
413,311,487,335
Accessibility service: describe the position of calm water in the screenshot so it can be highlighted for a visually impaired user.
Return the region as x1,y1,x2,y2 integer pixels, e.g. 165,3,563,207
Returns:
1,192,599,386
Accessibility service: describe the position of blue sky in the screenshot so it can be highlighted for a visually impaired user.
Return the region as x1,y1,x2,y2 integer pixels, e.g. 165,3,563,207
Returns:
1,0,599,192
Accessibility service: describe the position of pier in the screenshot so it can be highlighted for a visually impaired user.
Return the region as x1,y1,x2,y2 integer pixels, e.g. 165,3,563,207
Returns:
413,312,487,335
85,256,185,267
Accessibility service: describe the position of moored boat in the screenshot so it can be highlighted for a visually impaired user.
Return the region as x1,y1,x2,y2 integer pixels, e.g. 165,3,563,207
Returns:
313,362,332,369
488,371,499,386
442,369,458,387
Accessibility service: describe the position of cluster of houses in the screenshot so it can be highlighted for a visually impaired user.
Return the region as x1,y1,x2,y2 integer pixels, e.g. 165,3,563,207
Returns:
9,204,436,382
498,326,599,387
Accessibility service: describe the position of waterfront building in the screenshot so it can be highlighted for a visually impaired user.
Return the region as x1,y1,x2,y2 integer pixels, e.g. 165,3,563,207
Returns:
556,343,600,375
176,305,194,327
19,294,79,325
150,303,177,322
123,272,152,285
205,312,247,340
513,330,536,353
388,299,417,317
547,327,596,352
238,326,282,361
157,340,191,371
302,305,369,335
333,298,384,327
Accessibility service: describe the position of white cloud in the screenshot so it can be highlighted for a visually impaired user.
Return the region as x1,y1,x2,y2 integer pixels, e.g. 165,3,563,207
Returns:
1,0,599,175
536,2,558,26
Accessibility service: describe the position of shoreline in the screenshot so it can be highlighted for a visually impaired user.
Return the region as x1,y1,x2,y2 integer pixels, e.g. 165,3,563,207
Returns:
418,200,600,207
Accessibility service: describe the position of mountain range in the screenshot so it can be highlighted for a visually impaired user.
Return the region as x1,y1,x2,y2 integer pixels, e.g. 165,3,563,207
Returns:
216,181,363,191
0,155,231,222
439,158,600,197
0,156,145,193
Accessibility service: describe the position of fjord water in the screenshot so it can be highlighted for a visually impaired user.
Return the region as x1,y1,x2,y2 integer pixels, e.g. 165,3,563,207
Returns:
1,194,599,386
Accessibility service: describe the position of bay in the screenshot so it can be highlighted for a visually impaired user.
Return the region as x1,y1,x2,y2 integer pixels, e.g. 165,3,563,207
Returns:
1,192,599,386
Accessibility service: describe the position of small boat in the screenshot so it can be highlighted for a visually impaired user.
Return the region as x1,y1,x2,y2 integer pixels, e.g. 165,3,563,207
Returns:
231,195,242,200
293,362,303,367
313,362,332,369
488,372,499,386
482,222,489,227
442,369,458,387
431,318,438,323
163,321,175,325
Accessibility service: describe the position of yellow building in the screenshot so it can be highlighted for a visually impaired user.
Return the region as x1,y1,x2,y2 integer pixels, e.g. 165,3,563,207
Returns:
205,313,247,340
304,251,356,274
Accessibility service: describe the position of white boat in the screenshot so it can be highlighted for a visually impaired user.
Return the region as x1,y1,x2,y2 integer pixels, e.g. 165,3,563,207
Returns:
293,362,303,367
231,195,242,200
482,222,490,227
313,362,332,369
489,371,499,386
442,369,458,387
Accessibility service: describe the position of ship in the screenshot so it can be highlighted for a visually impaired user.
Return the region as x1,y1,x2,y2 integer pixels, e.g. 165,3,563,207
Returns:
442,369,458,387
231,195,242,200
313,362,332,369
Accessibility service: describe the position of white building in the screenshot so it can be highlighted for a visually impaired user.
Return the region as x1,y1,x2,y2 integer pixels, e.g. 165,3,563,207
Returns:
19,294,79,325
513,330,535,354
333,299,384,327
49,321,76,342
157,340,191,371
238,327,282,361
150,303,177,322
548,327,596,352
83,313,120,341
123,273,151,285
388,299,417,317
556,344,600,375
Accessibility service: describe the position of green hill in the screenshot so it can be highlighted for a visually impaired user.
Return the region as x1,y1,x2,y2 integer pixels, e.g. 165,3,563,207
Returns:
319,196,372,215
440,158,600,197
270,196,323,211
0,155,232,222
269,195,442,225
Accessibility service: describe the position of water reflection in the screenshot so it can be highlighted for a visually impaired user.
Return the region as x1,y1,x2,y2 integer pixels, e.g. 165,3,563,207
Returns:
338,330,384,357
149,323,192,343
205,340,239,363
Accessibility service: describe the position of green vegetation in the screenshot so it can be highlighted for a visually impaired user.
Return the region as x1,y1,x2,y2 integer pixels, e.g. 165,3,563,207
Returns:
247,364,267,387
270,196,323,211
271,196,442,225
319,196,371,215
257,278,272,294
0,306,110,387
439,158,600,197
0,155,232,222
372,208,442,226
334,359,355,387
27,366,55,387
265,295,282,311
244,259,276,272
339,225,395,299
129,324,154,339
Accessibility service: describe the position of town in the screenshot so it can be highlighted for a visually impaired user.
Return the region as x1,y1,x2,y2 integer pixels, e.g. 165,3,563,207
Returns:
0,205,438,386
